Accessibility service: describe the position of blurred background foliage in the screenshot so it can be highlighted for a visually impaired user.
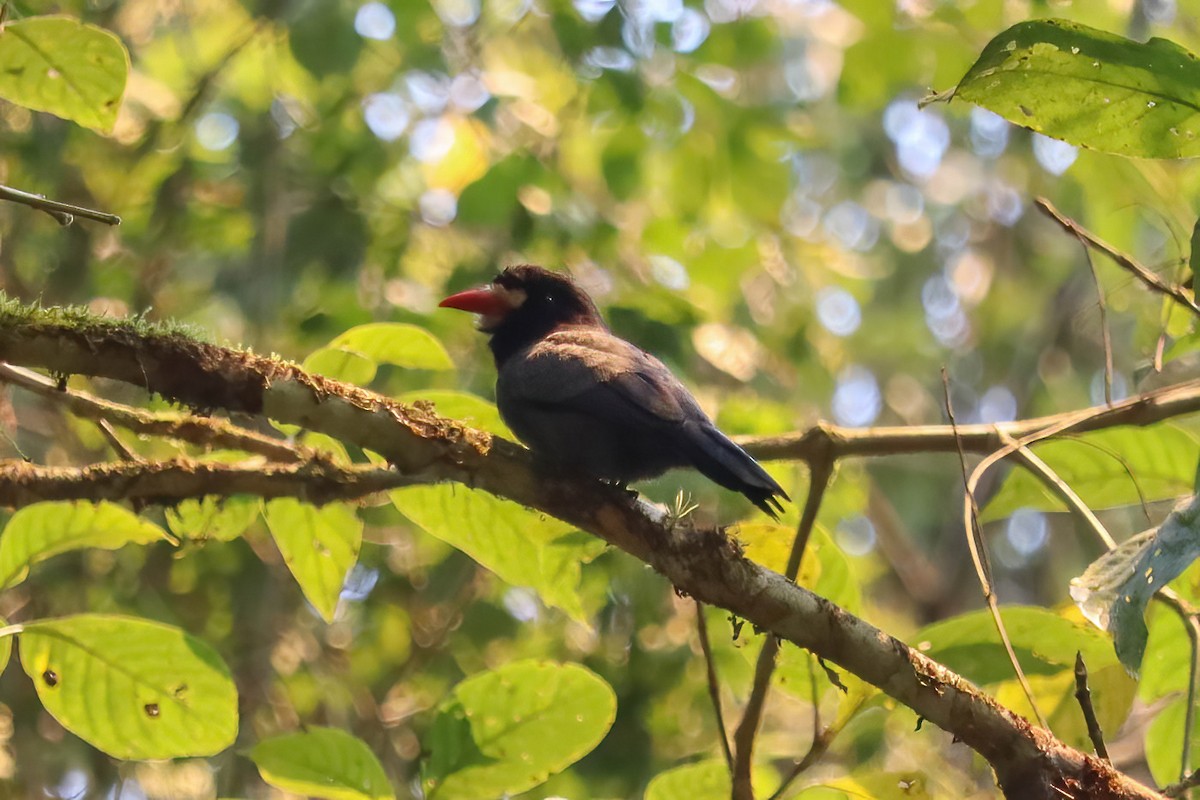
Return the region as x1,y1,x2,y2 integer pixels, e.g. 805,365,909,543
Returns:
3,0,1200,797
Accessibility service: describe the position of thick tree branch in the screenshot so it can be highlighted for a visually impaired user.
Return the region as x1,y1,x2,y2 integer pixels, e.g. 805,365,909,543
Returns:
0,308,1171,800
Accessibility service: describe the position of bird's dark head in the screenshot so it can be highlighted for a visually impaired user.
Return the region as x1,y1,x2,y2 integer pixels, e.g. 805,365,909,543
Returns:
439,265,605,364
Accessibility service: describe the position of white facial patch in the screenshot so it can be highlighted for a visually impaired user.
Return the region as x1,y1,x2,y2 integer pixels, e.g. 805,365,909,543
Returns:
477,284,527,331
493,285,527,309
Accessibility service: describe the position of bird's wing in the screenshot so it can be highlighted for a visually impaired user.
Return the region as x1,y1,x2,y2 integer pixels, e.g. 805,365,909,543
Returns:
499,326,694,425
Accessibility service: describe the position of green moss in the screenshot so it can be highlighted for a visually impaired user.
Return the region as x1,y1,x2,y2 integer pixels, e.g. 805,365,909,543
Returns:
0,292,211,343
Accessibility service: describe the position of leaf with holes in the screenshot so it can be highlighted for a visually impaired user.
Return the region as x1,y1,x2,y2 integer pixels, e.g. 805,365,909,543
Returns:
423,660,616,800
953,19,1200,158
981,423,1199,522
1070,495,1200,672
18,614,237,759
328,323,453,371
0,501,168,589
0,16,128,132
251,727,393,800
263,499,362,622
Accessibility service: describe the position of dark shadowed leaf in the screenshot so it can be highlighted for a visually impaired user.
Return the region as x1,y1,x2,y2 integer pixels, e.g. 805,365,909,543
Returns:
1070,495,1200,671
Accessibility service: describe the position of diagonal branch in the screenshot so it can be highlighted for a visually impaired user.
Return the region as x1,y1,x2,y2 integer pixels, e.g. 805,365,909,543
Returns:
0,304,1170,800
0,363,308,463
1035,197,1200,318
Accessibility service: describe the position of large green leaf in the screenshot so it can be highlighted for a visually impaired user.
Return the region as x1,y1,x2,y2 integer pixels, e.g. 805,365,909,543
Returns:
1070,496,1200,672
397,390,512,438
914,606,1135,748
0,501,167,589
19,614,237,759
251,727,393,800
423,660,616,800
645,759,776,800
1145,697,1195,788
165,496,259,543
303,347,378,385
327,323,453,371
953,19,1200,158
390,486,604,622
263,500,362,622
982,424,1199,522
0,16,129,132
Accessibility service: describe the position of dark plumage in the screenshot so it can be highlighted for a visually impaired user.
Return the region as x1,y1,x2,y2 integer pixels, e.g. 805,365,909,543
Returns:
440,265,789,518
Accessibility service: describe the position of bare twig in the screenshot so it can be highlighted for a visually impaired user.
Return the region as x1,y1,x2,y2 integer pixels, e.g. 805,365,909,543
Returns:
946,372,1048,730
695,600,734,771
1074,652,1110,761
1036,198,1200,318
741,378,1200,463
1165,768,1200,797
0,184,121,226
0,364,309,463
95,419,141,463
1082,241,1115,405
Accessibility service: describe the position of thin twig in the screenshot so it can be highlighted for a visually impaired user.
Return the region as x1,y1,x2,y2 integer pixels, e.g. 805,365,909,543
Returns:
1074,652,1109,760
1081,241,1115,405
732,458,834,800
0,184,121,226
695,600,734,771
946,371,1049,730
1036,197,1200,318
1004,430,1200,780
0,364,309,463
742,378,1200,463
95,419,141,463
1165,768,1200,797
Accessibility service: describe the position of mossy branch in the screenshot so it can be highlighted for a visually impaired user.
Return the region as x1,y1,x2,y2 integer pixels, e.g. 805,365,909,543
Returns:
0,299,1169,800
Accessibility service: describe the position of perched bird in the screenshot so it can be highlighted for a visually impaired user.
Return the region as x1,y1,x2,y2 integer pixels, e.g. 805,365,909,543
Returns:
439,265,789,519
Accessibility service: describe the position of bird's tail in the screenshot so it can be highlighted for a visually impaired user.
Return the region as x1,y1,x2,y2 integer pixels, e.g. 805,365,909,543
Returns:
683,423,790,519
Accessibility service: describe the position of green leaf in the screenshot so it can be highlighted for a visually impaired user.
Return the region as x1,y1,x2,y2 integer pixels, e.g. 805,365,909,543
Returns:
736,524,861,614
251,727,393,800
953,19,1200,158
0,617,11,675
397,390,512,437
1145,697,1195,787
645,759,777,800
914,606,1135,747
1189,217,1200,298
1070,495,1200,672
390,486,603,622
18,614,237,759
423,660,616,800
165,496,259,543
981,424,1199,521
0,17,129,132
0,501,167,589
303,347,378,385
327,323,453,371
263,500,362,623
